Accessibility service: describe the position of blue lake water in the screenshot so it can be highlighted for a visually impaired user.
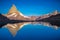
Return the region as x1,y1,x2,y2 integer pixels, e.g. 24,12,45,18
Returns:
0,23,60,40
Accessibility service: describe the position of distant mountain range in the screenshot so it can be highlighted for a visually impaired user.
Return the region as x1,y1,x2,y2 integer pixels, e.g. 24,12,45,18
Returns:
36,10,59,21
2,4,60,22
36,10,60,27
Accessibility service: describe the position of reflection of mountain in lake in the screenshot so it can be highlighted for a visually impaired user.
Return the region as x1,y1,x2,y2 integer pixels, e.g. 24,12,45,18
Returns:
4,21,60,36
6,22,31,36
31,22,59,29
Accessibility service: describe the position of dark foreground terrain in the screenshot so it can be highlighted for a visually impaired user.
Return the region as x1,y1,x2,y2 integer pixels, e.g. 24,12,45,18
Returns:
36,13,60,27
0,13,60,28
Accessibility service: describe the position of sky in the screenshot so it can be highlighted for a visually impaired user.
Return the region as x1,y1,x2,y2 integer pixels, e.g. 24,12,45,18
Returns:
0,0,60,16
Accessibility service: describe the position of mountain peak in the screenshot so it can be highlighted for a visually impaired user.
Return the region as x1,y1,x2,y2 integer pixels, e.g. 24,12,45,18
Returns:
8,4,17,14
52,10,58,15
7,4,25,16
6,4,29,20
54,10,58,13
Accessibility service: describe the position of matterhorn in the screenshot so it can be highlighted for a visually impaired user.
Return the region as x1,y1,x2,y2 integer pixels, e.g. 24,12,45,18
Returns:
6,4,29,20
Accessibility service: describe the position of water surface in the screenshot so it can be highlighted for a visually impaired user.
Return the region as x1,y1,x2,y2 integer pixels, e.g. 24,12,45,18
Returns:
0,22,60,40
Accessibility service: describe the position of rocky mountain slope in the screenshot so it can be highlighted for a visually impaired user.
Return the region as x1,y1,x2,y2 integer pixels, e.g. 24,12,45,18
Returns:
36,10,60,27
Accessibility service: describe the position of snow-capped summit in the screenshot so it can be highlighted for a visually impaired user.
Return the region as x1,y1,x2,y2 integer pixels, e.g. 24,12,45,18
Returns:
6,4,29,20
